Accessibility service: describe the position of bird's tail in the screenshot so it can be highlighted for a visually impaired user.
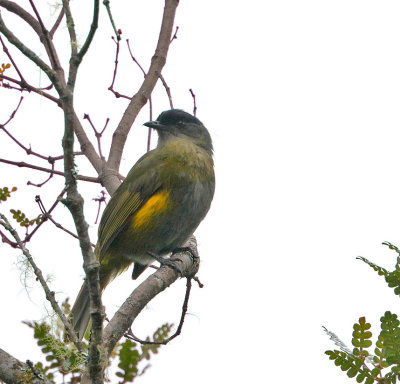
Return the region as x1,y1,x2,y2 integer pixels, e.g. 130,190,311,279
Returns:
70,281,90,341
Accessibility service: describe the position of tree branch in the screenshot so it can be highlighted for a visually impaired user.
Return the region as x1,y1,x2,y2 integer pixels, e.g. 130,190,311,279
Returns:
0,158,99,183
61,0,77,56
0,347,52,384
49,4,65,38
0,11,53,79
0,73,59,104
28,0,63,74
78,0,99,61
0,0,42,35
0,214,83,351
62,97,104,383
107,0,179,171
103,236,199,355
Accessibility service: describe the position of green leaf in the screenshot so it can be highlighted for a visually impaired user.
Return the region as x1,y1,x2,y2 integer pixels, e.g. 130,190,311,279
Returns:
379,311,400,365
352,317,373,354
347,367,358,378
116,339,140,383
357,256,388,276
356,373,366,383
0,186,17,203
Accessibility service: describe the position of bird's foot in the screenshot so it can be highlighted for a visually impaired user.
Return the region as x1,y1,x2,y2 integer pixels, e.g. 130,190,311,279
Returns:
172,246,199,263
147,251,183,276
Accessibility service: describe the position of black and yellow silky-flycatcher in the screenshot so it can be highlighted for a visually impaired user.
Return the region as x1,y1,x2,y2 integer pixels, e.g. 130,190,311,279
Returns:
70,109,215,340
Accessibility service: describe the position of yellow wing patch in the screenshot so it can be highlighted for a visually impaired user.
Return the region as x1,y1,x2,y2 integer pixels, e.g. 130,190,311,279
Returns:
132,191,170,228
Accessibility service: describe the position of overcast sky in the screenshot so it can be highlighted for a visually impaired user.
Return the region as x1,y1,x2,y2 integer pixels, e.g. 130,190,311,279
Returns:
1,1,400,383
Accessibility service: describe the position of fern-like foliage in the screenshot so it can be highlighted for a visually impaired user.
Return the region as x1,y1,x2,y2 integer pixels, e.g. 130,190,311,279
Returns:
357,242,400,297
0,186,17,203
10,209,42,227
21,300,171,384
326,314,400,383
23,320,86,381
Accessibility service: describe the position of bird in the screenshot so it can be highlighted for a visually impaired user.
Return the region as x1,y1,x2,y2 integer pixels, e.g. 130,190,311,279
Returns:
70,109,215,340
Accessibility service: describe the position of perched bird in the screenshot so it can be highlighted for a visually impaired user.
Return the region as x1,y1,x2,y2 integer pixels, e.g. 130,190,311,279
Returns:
70,109,215,340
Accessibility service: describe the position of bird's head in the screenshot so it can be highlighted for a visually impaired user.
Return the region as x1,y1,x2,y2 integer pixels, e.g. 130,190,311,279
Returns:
144,109,213,154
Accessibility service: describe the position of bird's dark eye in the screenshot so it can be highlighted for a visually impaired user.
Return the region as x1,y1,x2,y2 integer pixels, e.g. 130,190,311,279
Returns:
177,121,184,127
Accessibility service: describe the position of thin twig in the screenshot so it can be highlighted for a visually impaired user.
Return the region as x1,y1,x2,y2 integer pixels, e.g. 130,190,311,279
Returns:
78,0,99,60
0,12,53,80
62,92,104,383
124,277,193,345
0,214,83,350
126,38,154,151
108,36,131,100
61,0,77,56
93,190,106,224
189,88,197,116
126,39,146,77
0,228,17,247
0,95,23,126
0,73,59,104
27,162,55,187
103,0,121,41
107,0,180,171
83,114,109,161
28,0,61,71
0,158,99,183
170,25,179,43
146,97,153,152
35,195,95,247
156,71,173,109
0,34,25,84
49,4,66,38
24,188,67,243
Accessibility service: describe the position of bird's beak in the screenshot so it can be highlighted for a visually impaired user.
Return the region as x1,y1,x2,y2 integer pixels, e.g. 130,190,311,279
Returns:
143,120,166,130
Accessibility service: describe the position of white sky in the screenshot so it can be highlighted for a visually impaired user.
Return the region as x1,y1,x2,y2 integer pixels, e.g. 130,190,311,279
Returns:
1,1,400,383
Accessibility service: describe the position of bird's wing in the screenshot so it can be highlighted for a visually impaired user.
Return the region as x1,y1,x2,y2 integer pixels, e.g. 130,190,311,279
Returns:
97,152,163,259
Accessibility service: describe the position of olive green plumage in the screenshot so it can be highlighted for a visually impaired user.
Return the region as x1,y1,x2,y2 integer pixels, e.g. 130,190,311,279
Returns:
70,109,215,340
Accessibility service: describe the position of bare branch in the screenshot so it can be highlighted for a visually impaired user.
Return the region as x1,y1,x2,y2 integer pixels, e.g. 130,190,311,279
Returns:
0,214,83,350
27,161,55,187
0,12,53,78
0,347,53,384
78,0,99,60
157,71,173,109
35,195,95,246
62,97,104,383
92,190,106,224
0,0,42,35
146,97,153,152
189,88,197,116
170,25,179,43
27,0,62,75
126,38,155,151
83,114,109,161
0,158,99,183
126,39,146,77
108,36,132,100
0,95,22,126
0,73,59,104
49,4,65,38
0,34,25,83
107,0,180,171
103,236,200,355
103,0,121,41
125,277,193,345
61,0,77,56
24,188,66,243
